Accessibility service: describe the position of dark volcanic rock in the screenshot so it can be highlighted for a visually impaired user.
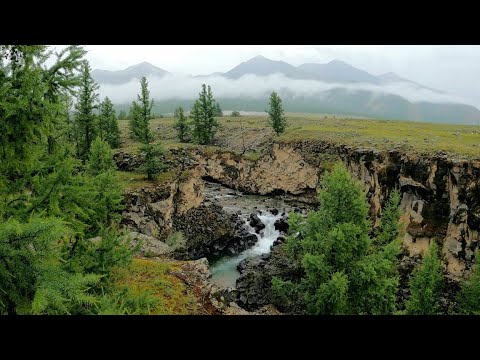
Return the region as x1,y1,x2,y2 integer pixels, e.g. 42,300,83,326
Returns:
114,151,144,171
249,213,265,233
274,215,289,234
173,204,258,260
235,244,303,311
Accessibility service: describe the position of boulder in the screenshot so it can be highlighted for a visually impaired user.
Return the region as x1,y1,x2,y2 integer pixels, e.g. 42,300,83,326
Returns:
274,216,289,233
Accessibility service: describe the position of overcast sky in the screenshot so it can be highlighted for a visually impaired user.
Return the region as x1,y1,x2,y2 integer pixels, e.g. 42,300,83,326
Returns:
54,45,480,107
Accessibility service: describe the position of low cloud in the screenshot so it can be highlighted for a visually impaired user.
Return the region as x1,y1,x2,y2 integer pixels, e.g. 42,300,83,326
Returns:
98,73,475,107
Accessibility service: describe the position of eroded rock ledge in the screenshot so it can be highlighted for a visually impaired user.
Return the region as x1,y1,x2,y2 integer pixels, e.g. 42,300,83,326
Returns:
188,140,480,279
119,139,480,281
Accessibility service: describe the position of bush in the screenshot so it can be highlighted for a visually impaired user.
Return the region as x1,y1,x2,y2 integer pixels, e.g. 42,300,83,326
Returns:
87,137,115,175
139,144,165,181
457,251,480,314
405,242,443,315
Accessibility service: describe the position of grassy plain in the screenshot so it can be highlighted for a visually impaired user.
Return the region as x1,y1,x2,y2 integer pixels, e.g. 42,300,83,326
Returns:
118,113,480,159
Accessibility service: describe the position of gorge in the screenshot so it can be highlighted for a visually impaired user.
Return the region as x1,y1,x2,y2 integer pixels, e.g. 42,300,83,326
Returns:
118,138,480,314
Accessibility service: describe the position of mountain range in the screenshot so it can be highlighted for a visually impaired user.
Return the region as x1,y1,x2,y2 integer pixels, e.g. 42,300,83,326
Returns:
91,56,480,124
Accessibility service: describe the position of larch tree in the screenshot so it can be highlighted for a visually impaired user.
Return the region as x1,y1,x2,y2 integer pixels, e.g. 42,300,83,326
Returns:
173,106,189,142
267,91,287,135
99,97,121,148
74,61,99,159
118,109,127,120
129,76,153,144
214,101,223,117
191,84,219,145
271,163,400,315
457,251,480,314
405,242,443,315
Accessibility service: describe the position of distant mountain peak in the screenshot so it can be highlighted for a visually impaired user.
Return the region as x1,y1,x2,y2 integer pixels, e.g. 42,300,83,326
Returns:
125,61,164,72
224,55,295,79
327,59,349,66
293,59,380,84
91,62,169,85
378,72,404,82
251,55,267,60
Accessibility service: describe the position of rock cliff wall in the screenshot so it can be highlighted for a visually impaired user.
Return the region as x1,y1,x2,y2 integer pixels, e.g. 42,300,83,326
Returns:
190,141,480,278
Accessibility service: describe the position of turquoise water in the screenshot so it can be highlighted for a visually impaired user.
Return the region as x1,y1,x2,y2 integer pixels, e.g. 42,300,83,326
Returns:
210,212,282,288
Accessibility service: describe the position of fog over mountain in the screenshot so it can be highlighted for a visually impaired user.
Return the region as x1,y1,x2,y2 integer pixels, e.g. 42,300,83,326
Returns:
91,56,480,124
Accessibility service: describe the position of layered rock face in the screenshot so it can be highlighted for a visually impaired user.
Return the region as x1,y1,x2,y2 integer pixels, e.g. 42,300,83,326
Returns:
121,140,479,281
190,144,319,202
121,166,257,260
189,141,480,279
122,167,205,240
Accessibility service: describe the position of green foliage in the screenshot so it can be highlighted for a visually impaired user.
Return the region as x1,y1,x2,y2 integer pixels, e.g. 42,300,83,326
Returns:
244,150,261,162
0,46,134,315
96,287,159,315
457,252,480,314
117,109,127,120
376,190,402,246
214,102,223,117
306,271,349,315
74,61,100,159
3,148,123,237
31,267,102,315
165,231,187,251
87,137,116,176
267,91,287,135
139,144,165,180
66,227,136,279
129,77,153,144
272,163,400,315
405,242,443,315
0,45,86,178
191,84,219,145
173,106,190,142
99,97,121,148
0,217,68,314
231,110,241,117
271,277,304,313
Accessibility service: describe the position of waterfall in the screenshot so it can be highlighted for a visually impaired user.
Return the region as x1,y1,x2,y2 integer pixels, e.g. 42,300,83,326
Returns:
210,212,282,289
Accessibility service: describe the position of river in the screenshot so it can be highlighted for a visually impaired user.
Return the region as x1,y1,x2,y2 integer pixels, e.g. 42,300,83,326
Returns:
204,182,303,289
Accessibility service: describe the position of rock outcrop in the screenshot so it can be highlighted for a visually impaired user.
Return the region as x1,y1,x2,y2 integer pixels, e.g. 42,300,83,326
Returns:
191,143,318,201
121,167,205,251
191,141,480,279
173,203,258,260
235,244,301,311
121,139,480,283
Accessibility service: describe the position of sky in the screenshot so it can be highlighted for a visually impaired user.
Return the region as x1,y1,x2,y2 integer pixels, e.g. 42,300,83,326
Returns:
72,45,480,107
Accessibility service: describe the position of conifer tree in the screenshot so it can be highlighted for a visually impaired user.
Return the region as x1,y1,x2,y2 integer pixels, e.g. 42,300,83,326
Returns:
74,61,99,159
99,97,121,148
0,45,130,314
267,91,287,135
140,144,164,181
375,190,402,246
271,163,400,315
405,242,443,315
191,84,219,145
457,252,480,314
129,77,153,144
118,110,127,120
214,102,223,117
173,106,190,142
87,137,115,175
